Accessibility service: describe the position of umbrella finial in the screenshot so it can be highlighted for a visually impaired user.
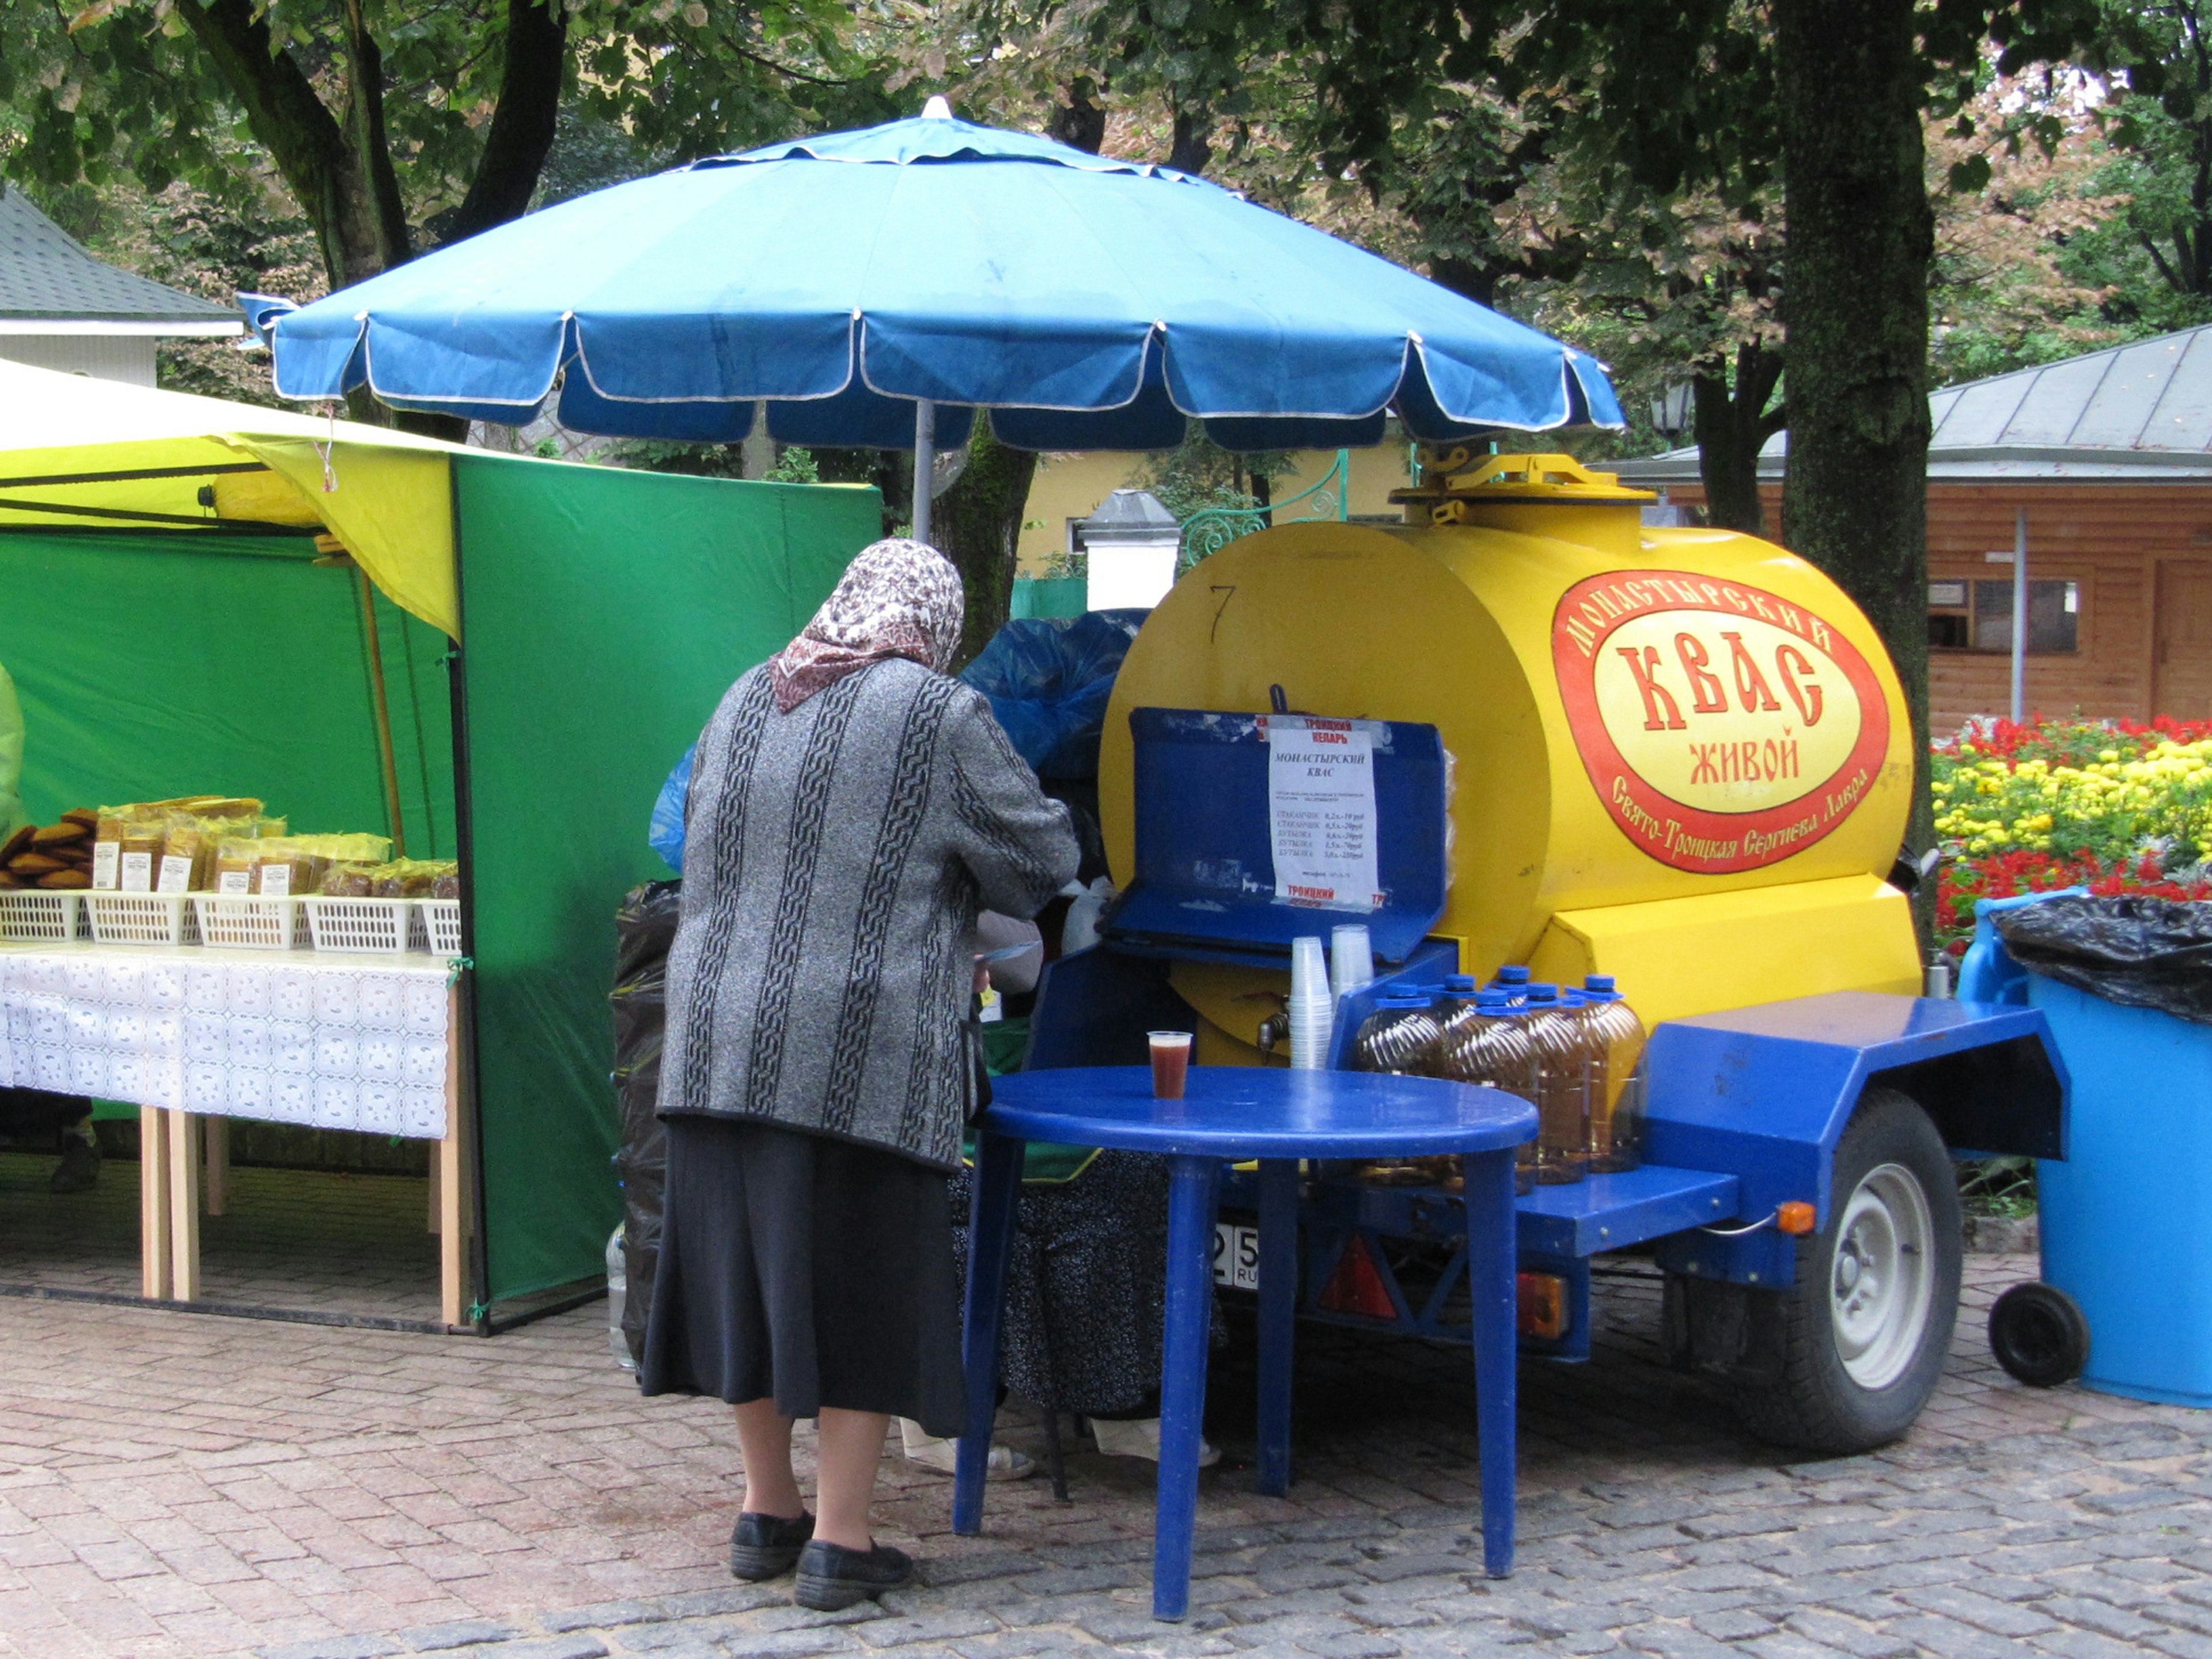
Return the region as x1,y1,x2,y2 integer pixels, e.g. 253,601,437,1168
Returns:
922,94,954,119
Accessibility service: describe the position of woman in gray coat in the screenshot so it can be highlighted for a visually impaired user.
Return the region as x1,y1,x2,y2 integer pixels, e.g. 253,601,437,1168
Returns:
643,539,1078,1610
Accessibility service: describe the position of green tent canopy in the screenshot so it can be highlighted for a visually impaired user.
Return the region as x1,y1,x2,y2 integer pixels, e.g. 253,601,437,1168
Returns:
0,362,877,1316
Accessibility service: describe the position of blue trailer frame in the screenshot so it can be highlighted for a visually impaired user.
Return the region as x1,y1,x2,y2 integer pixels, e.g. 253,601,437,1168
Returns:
1029,948,2069,1362
1026,706,2071,1366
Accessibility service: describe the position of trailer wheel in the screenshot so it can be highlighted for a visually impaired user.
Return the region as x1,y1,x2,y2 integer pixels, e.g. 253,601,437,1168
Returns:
1988,1282,2089,1388
1730,1088,1962,1454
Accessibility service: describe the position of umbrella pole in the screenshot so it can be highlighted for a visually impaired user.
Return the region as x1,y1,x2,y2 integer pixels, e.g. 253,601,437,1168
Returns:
913,398,936,547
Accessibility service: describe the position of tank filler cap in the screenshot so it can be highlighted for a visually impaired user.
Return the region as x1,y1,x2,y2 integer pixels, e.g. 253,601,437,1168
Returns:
1392,449,1655,524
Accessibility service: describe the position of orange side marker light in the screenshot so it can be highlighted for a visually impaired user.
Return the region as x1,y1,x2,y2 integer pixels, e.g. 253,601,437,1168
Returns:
1516,1272,1569,1340
1777,1201,1817,1235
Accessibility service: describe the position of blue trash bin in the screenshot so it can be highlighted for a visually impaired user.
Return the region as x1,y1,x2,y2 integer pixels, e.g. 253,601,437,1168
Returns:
1972,893,2212,1406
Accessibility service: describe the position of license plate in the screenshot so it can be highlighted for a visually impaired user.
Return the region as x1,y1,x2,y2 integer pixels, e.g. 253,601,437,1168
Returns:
1213,1222,1259,1290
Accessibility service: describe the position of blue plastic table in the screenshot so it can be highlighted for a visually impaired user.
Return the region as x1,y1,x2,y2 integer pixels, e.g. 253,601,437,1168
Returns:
953,1065,1537,1620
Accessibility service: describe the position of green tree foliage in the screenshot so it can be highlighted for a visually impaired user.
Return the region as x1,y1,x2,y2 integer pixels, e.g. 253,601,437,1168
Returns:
2077,0,2212,305
0,0,881,298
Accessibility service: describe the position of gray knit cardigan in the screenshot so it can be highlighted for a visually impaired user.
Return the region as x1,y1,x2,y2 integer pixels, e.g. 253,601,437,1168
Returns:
658,658,1079,1169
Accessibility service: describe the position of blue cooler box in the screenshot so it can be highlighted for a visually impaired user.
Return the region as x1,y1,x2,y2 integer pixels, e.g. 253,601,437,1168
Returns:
2031,973,2212,1406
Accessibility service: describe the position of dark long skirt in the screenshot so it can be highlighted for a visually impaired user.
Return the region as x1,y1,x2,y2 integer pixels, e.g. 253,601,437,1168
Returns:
639,1116,967,1438
948,1150,1179,1418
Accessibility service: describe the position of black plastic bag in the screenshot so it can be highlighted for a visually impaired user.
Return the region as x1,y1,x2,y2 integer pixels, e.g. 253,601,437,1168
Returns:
957,609,1146,779
612,878,681,1364
1994,893,2212,1026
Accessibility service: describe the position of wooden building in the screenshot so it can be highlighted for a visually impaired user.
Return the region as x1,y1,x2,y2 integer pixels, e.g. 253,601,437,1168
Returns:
1615,327,2212,732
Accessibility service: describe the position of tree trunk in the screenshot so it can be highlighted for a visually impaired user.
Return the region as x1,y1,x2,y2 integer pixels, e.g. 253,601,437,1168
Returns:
1692,340,1785,536
443,0,569,245
1168,105,1214,175
1774,0,1936,902
933,421,1039,668
181,0,413,294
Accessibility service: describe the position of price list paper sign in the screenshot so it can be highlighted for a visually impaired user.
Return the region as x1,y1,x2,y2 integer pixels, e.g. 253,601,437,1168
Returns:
1261,714,1382,911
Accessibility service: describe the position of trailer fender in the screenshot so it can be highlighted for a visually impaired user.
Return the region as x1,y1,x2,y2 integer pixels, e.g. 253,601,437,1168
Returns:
1644,991,2066,1286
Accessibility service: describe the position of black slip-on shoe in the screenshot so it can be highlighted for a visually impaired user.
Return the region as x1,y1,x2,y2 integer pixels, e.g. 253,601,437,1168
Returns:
729,1510,814,1580
793,1539,914,1611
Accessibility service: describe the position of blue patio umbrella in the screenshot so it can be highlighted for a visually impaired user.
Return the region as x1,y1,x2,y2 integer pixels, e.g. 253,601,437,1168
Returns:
262,99,1623,542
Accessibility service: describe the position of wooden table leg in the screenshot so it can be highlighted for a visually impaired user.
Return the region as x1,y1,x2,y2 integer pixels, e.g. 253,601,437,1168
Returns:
426,1147,442,1234
440,982,466,1330
1153,1154,1220,1622
203,1117,228,1217
139,1106,172,1300
953,1129,1025,1536
1465,1146,1518,1579
168,1108,200,1302
1255,1157,1299,1498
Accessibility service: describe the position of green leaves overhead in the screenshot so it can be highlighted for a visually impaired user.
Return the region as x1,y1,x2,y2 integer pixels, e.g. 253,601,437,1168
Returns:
0,0,887,292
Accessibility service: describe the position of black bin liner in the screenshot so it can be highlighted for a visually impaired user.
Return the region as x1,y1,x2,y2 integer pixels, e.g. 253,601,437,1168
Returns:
612,878,681,1364
1994,893,2212,1026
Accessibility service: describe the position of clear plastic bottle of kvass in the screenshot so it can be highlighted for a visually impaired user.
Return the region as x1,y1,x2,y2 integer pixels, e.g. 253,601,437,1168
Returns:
1439,987,1541,1195
1518,983,1589,1185
1350,993,1445,1076
1577,975,1647,1175
1483,963,1533,1005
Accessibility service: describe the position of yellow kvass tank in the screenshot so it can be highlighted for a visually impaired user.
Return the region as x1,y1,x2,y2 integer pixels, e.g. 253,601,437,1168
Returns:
1099,452,1920,1062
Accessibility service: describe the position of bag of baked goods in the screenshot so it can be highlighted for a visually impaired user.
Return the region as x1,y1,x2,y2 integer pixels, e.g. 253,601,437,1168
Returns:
366,859,451,898
159,804,262,893
116,808,166,893
321,861,380,898
247,838,304,897
214,836,260,895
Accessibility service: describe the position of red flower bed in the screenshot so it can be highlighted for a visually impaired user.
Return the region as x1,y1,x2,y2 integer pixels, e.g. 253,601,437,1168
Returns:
1936,847,2212,953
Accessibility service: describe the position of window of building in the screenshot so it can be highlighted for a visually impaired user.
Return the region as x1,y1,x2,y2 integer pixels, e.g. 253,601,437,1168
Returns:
1928,578,2078,653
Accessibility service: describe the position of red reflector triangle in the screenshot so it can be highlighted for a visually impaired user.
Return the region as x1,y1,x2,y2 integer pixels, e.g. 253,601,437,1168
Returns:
1317,1233,1397,1319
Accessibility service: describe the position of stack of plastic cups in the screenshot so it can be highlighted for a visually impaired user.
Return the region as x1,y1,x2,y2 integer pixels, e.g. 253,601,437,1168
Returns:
1290,935,1334,1069
1330,923,1374,999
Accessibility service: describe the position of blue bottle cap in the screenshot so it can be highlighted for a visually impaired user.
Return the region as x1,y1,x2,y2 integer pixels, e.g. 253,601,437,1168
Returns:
1444,974,1477,993
1496,965,1531,984
1373,993,1431,1010
1475,990,1511,1010
1584,974,1617,994
1522,983,1559,1006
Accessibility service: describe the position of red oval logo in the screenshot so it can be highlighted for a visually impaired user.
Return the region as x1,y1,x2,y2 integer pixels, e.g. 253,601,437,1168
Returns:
1551,571,1891,874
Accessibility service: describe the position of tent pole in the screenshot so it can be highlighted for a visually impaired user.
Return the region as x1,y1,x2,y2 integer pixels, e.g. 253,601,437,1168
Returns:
355,566,409,858
913,398,936,547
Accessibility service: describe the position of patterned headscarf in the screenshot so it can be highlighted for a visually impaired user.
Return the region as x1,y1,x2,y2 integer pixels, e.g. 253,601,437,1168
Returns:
768,537,965,713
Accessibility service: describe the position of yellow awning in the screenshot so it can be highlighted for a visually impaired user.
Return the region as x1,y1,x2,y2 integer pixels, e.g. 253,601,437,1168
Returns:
0,359,464,637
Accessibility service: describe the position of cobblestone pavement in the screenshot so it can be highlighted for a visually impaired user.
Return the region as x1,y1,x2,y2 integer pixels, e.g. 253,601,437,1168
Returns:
5,1251,2211,1659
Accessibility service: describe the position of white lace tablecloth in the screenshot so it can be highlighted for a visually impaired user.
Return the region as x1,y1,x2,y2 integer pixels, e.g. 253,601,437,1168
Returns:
0,945,452,1138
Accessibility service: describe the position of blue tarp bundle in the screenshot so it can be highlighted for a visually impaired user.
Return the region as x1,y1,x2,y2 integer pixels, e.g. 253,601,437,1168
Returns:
958,609,1145,779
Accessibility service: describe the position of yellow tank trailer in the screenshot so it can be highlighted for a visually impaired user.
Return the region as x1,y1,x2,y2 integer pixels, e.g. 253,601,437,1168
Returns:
1099,453,1921,1061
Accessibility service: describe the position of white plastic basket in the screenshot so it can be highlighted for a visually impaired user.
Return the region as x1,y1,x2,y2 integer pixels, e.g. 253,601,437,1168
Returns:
304,895,416,955
0,889,85,944
190,894,308,950
420,899,461,956
86,892,198,946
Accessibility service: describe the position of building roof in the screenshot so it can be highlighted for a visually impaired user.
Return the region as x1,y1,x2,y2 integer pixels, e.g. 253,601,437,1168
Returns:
1614,323,2212,487
0,184,239,335
1076,487,1181,542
